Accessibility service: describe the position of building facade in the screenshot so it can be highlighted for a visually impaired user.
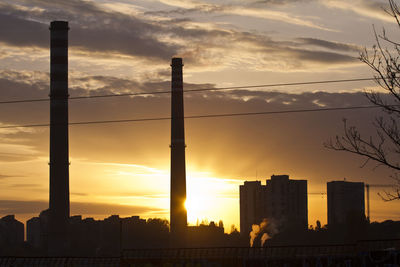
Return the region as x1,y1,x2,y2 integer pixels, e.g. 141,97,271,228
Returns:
264,175,308,230
27,209,49,250
240,175,308,235
327,180,365,226
0,215,24,247
240,181,264,236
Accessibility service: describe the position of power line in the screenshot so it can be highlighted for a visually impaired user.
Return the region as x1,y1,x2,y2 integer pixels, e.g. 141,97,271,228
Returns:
0,105,380,129
0,77,378,105
184,77,376,93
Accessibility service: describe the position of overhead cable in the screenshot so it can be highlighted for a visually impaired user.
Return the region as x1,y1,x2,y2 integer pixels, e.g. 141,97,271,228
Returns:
0,105,381,129
0,77,378,105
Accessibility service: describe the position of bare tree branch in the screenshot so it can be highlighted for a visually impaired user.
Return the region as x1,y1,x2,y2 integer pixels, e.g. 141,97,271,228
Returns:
326,0,400,200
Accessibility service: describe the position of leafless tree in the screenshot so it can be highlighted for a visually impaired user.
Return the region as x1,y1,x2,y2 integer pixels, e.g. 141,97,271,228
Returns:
325,0,400,200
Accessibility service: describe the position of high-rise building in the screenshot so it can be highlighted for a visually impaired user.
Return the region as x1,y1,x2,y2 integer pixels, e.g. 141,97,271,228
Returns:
240,181,264,236
265,175,308,230
170,57,187,246
27,210,49,250
327,180,365,226
0,215,24,247
240,175,308,235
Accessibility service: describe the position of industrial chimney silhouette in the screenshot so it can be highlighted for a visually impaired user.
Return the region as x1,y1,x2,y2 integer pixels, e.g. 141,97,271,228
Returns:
48,21,70,254
170,58,187,246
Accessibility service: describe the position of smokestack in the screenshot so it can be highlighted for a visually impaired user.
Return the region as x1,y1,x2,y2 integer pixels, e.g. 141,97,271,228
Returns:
170,58,187,246
48,20,70,255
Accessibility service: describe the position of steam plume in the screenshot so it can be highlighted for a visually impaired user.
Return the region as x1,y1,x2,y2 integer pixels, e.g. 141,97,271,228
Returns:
249,218,278,247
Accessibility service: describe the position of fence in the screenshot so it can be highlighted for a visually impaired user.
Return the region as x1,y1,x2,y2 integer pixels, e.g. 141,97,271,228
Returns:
1,239,399,266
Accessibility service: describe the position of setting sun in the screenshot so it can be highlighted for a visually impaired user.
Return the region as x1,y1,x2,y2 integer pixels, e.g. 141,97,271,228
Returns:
185,170,241,228
184,193,213,223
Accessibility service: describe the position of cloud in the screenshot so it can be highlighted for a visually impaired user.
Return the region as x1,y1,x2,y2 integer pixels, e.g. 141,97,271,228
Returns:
154,0,333,31
0,144,40,162
0,199,165,216
0,12,48,48
9,183,42,188
0,1,179,61
253,0,312,4
0,69,374,114
290,48,357,63
0,69,212,99
0,174,14,180
322,0,393,23
0,200,47,214
0,69,394,226
70,202,166,216
0,0,359,72
0,70,48,99
225,6,335,32
297,38,361,52
0,153,37,162
71,192,88,196
171,25,359,71
0,69,390,183
0,69,374,121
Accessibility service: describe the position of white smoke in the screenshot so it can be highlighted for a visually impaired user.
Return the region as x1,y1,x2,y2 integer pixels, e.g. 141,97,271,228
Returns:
261,233,270,247
249,224,260,247
249,218,278,247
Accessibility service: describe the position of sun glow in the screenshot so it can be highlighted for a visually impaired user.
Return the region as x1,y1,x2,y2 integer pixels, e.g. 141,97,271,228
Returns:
185,169,241,228
184,193,214,222
68,160,243,232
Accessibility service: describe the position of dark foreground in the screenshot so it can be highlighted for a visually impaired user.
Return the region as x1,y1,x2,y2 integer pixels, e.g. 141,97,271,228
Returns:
1,239,399,266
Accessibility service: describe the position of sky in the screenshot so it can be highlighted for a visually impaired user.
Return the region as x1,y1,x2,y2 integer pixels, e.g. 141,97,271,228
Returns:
0,0,399,233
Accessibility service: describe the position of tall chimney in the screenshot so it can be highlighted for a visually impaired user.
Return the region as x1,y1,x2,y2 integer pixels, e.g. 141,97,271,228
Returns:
48,21,70,255
170,58,187,246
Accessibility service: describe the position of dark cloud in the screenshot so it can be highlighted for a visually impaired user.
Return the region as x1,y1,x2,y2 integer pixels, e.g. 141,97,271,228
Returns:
233,32,358,66
0,70,391,188
9,183,42,188
297,38,361,52
0,71,48,99
144,3,225,17
0,153,38,162
0,1,179,60
292,48,357,63
69,26,177,60
0,199,164,216
0,0,359,68
254,0,312,3
0,69,374,118
70,202,165,216
145,0,310,16
361,0,389,14
71,192,88,196
145,8,199,16
67,72,214,97
117,192,167,198
220,90,370,108
0,174,14,179
0,200,47,214
0,13,48,48
23,0,108,15
250,0,314,7
0,74,49,126
0,69,374,123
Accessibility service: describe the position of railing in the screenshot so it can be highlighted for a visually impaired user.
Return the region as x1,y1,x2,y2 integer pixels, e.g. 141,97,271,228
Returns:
1,239,399,266
0,257,120,267
122,239,400,259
